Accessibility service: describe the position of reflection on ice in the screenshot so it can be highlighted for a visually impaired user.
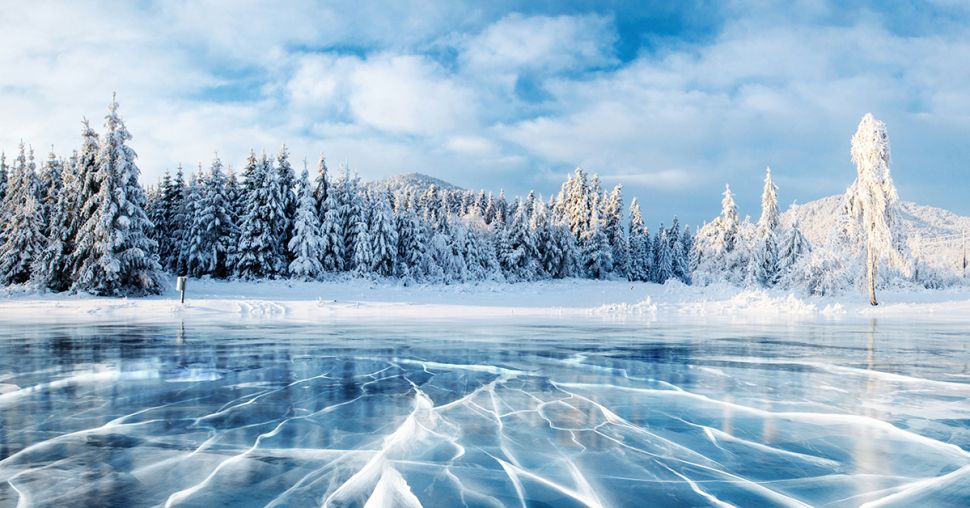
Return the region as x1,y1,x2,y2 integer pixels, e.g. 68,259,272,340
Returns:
0,318,968,507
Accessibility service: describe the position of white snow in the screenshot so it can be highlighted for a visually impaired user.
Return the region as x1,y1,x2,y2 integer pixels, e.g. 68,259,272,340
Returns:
2,276,970,324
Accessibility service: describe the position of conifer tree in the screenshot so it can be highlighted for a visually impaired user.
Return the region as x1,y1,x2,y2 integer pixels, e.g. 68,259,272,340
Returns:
319,189,345,272
581,208,613,279
191,157,234,277
628,199,652,282
288,168,324,280
369,193,398,276
71,95,163,296
313,153,329,217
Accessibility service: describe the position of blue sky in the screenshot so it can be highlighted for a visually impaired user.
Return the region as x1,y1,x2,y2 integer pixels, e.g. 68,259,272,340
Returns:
2,0,969,227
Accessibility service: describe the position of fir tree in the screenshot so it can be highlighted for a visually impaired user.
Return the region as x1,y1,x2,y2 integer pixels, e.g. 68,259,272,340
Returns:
288,168,324,280
628,198,652,282
653,227,675,283
581,208,613,279
192,157,234,277
313,153,329,217
319,189,345,272
369,193,398,277
71,95,163,296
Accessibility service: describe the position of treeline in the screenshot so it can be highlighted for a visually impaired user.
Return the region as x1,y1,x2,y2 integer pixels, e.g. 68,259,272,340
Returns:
0,98,697,296
0,100,928,299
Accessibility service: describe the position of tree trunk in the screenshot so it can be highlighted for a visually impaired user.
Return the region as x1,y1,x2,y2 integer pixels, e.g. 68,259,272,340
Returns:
867,241,878,306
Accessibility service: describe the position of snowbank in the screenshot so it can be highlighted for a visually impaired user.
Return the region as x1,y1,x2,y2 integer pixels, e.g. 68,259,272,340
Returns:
3,277,970,324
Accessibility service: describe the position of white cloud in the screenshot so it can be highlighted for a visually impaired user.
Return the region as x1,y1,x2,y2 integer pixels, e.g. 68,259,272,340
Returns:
347,54,478,135
460,13,616,75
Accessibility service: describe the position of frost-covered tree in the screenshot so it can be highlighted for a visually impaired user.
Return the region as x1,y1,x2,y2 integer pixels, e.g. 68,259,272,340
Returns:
276,145,297,256
691,185,744,285
189,157,234,277
581,208,613,279
0,167,43,285
71,96,163,296
846,113,909,305
156,166,186,272
288,168,324,280
370,193,398,277
653,227,675,283
319,189,345,272
748,168,781,287
64,121,101,280
350,195,373,276
395,208,427,281
33,154,78,291
627,199,652,282
313,153,329,217
181,170,207,277
601,185,629,277
501,200,540,281
668,218,689,283
234,152,287,279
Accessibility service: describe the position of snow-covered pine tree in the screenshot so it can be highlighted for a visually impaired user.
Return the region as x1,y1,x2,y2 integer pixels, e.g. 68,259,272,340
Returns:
627,199,652,282
601,185,629,277
319,189,345,272
394,208,427,281
313,153,328,218
276,146,297,260
668,217,689,283
33,153,78,291
847,113,909,305
502,199,539,281
181,170,207,277
748,167,781,287
192,157,234,277
234,151,277,279
691,184,742,285
71,95,163,296
581,208,613,279
653,227,675,283
0,158,43,285
64,120,100,280
778,216,811,282
350,193,373,276
369,193,398,277
37,148,63,238
681,225,693,283
0,153,7,204
288,168,324,280
483,192,496,225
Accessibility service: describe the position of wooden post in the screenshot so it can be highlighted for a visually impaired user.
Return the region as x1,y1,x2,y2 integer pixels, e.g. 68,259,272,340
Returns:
177,276,187,304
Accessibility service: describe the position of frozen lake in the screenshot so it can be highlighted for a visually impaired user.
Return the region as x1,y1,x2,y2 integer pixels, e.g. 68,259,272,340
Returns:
1,318,969,507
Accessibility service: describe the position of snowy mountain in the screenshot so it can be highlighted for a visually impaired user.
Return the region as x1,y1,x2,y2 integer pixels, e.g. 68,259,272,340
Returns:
369,173,462,194
782,196,970,272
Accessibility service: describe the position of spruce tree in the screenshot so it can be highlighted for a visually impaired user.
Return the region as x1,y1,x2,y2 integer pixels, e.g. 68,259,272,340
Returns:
288,168,324,280
65,121,100,280
628,199,652,282
319,190,345,272
71,95,163,296
369,193,398,276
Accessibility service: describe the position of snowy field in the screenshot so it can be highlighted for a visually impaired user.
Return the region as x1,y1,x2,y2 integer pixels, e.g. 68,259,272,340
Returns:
3,277,970,324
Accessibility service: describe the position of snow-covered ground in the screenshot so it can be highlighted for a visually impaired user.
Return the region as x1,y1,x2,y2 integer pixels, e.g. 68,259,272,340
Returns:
2,277,970,324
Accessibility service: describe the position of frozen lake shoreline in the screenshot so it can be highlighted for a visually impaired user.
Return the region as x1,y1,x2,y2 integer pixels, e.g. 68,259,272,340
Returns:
2,278,970,324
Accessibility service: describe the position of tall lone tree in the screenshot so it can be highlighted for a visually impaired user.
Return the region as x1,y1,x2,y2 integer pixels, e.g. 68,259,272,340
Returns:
847,113,908,306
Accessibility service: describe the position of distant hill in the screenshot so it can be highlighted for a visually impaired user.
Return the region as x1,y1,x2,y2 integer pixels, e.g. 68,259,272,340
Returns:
782,196,970,272
369,173,462,194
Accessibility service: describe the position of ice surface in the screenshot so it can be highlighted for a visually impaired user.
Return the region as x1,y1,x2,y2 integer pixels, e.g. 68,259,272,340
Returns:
0,318,968,507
